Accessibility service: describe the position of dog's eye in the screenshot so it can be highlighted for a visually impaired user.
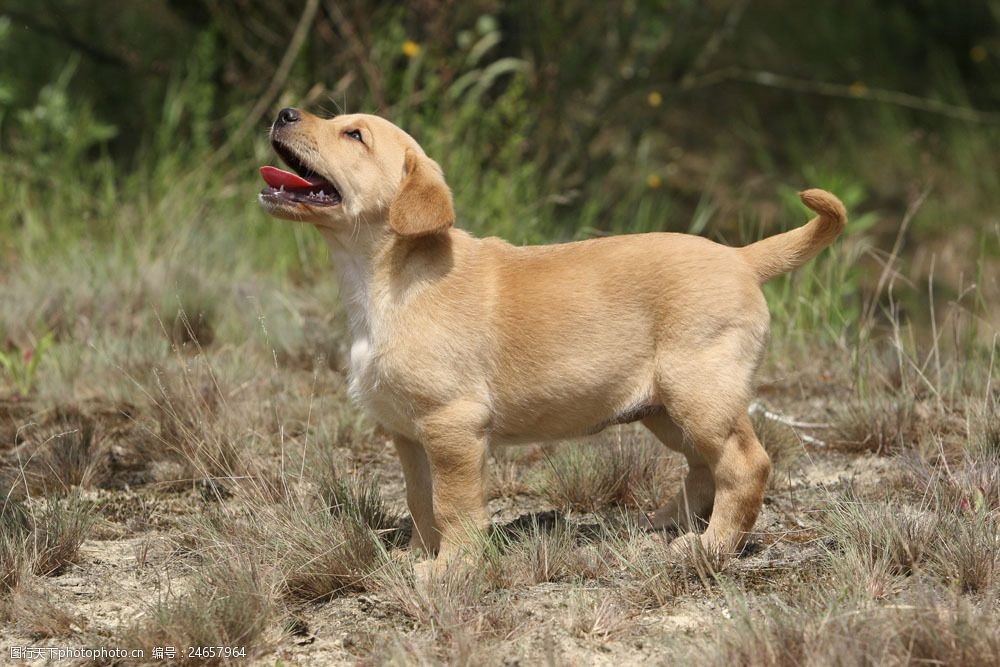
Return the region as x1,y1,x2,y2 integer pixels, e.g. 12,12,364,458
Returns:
346,129,364,143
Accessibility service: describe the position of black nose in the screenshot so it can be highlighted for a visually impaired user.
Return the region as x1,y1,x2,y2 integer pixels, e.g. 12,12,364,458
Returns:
275,107,301,127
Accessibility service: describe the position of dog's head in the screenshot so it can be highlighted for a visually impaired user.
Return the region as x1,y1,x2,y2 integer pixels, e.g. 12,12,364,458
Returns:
258,108,454,237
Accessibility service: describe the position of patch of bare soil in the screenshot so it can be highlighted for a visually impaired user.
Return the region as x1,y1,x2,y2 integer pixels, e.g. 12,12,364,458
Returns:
0,535,185,654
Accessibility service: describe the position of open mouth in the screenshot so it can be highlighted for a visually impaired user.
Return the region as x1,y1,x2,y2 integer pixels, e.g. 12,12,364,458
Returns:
259,141,342,207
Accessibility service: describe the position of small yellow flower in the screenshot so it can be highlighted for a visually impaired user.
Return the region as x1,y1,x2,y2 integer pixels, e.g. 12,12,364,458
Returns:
402,40,421,58
646,174,662,189
848,81,868,97
970,45,987,63
647,91,663,107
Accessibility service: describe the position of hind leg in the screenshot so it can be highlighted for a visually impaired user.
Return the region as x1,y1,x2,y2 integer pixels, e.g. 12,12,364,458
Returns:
642,412,715,532
655,337,771,556
681,413,770,556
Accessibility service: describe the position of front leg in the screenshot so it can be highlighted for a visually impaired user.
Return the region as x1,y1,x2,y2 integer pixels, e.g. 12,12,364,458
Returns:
417,401,491,565
392,435,439,555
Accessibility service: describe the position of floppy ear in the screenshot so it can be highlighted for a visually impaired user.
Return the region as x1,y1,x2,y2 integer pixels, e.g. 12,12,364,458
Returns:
388,149,455,237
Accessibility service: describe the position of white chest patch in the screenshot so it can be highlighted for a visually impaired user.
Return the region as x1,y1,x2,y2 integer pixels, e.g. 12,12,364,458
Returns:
348,336,377,400
348,334,415,437
318,228,418,438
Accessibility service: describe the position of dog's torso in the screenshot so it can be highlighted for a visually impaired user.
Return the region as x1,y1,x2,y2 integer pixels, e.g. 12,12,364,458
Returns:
323,227,770,444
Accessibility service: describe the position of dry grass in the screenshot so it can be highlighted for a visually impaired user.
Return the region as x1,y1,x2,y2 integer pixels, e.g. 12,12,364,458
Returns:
605,527,714,610
1,497,92,592
179,470,397,604
0,404,135,498
565,592,631,641
488,445,540,500
968,397,1000,458
834,394,922,454
320,472,401,536
2,331,997,666
929,509,1000,594
687,586,1000,667
371,559,522,665
824,497,939,579
1,497,91,638
4,583,81,639
908,455,1000,513
143,360,261,488
751,412,805,488
480,515,584,588
117,556,278,665
530,430,669,513
823,453,1000,602
4,333,996,664
0,501,33,594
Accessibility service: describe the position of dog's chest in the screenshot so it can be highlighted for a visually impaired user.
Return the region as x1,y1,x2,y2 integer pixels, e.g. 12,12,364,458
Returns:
347,335,414,435
328,249,404,428
348,336,377,396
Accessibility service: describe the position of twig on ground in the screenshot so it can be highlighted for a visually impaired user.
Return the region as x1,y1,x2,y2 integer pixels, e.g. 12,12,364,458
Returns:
749,402,830,447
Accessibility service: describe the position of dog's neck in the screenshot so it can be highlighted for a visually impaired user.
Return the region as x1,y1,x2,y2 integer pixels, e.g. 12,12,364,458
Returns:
317,223,460,345
316,224,386,343
316,222,458,407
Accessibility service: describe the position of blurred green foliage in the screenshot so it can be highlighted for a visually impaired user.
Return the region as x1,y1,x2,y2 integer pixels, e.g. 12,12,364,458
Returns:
1,1,998,231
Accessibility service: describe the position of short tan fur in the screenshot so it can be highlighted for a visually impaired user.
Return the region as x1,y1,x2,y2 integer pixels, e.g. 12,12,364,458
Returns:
258,109,847,569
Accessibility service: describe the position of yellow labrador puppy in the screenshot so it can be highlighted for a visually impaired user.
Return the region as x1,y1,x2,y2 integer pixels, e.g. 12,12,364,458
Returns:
258,107,846,568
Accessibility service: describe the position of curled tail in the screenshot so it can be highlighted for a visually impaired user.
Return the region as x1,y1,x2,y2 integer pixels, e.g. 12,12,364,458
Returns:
739,189,847,283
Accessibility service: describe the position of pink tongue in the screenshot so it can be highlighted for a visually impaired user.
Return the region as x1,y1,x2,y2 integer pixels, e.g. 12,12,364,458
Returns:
260,165,324,189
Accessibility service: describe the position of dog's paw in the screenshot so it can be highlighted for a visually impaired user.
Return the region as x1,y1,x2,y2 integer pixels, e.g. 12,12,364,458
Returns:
408,533,440,556
666,532,729,572
412,558,440,586
666,532,703,559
